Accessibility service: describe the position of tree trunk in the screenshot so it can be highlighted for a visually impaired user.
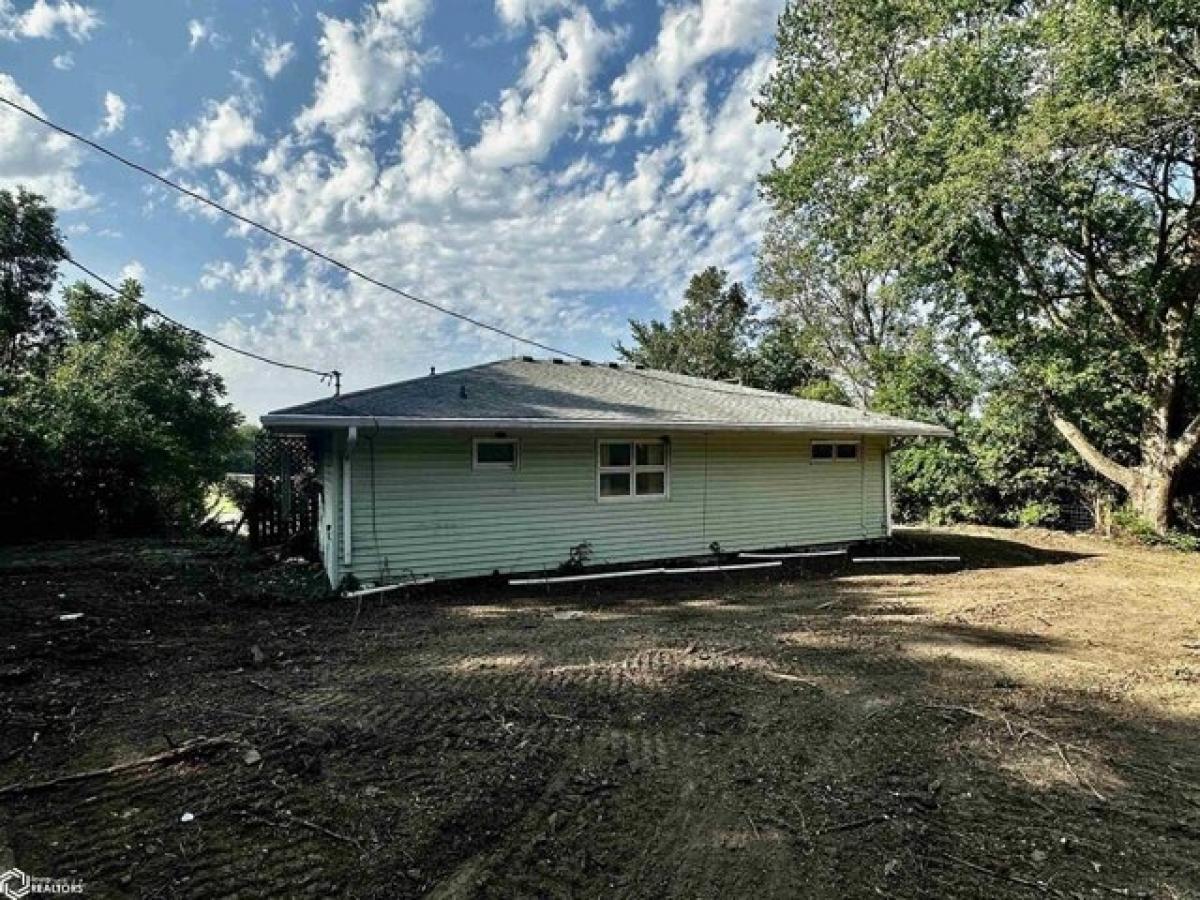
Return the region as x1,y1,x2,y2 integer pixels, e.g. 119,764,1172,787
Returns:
1052,416,1190,535
1128,467,1177,535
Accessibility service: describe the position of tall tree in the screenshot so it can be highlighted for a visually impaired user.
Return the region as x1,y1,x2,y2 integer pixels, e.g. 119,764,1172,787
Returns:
761,0,1200,533
758,200,924,404
617,266,755,380
0,189,66,377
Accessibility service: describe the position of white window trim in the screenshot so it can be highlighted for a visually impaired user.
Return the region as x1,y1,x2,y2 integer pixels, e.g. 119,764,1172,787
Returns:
811,439,861,464
473,437,520,471
596,438,670,502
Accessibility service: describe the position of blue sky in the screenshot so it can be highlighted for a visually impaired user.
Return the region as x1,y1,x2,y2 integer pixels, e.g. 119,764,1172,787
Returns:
0,0,785,416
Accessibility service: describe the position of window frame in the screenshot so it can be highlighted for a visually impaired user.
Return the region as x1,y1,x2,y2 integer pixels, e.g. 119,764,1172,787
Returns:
596,438,669,502
472,437,520,471
811,439,860,464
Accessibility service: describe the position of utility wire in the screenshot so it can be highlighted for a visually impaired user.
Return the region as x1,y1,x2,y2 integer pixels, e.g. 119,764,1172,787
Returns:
65,257,341,389
3,96,855,410
0,95,586,362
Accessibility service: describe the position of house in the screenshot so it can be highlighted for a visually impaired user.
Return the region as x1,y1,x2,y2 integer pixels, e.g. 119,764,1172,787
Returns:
260,358,950,587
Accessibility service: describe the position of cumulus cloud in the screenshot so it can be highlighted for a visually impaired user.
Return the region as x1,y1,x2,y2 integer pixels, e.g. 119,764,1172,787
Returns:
494,0,572,28
253,33,295,79
168,96,261,168
598,113,631,144
119,259,145,283
0,72,91,207
295,0,429,135
611,0,783,111
0,0,100,41
472,7,620,169
50,49,72,68
95,90,125,135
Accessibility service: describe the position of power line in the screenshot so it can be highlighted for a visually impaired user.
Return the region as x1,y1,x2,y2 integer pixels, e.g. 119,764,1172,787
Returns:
0,94,587,362
64,257,341,392
2,95,848,411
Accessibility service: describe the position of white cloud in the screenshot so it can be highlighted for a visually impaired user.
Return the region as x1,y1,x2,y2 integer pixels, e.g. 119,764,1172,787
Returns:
95,90,125,135
494,0,572,28
612,0,783,111
253,33,295,79
187,18,220,51
295,0,429,135
51,50,73,68
151,2,779,418
0,72,91,207
119,260,145,283
598,113,631,144
0,0,100,41
168,96,261,168
472,7,620,169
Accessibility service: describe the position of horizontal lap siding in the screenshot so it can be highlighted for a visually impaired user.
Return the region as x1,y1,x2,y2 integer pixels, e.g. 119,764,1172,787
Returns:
340,431,888,582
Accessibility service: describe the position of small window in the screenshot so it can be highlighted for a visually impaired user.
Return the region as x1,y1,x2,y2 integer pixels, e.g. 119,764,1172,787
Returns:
812,440,859,463
474,438,518,470
598,439,668,500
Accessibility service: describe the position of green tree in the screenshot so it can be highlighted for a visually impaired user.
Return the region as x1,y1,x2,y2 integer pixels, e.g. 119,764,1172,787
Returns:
617,267,754,380
761,0,1200,533
0,189,66,378
38,280,242,532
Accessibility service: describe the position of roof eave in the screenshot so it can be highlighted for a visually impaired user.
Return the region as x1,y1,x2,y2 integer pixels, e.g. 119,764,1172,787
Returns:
260,413,951,438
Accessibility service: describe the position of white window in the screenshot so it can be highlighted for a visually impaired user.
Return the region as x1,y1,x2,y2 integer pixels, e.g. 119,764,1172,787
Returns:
597,440,668,501
473,438,519,470
811,440,859,463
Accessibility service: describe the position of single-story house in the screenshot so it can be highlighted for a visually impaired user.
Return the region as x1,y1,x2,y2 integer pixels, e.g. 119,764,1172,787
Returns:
261,358,950,587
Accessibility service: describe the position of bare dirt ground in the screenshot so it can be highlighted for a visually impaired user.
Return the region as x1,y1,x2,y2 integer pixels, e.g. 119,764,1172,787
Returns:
1,527,1198,899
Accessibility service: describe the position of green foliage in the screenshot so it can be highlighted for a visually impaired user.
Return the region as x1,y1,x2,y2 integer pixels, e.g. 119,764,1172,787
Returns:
224,424,261,475
0,191,241,540
617,267,754,381
1110,506,1199,551
619,266,836,395
760,0,1200,532
1015,502,1060,529
0,189,66,380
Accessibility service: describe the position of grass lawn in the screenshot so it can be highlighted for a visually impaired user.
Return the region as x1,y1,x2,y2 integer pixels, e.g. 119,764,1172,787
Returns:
0,527,1197,898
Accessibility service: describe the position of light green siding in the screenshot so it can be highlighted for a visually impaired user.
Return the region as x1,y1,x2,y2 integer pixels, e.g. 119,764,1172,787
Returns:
326,430,889,583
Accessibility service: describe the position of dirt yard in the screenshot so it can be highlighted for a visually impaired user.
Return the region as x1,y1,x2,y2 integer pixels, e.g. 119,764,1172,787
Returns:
1,528,1198,899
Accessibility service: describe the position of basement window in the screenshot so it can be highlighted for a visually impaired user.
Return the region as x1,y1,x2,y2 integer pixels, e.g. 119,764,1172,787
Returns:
598,440,668,501
811,440,859,463
473,438,519,470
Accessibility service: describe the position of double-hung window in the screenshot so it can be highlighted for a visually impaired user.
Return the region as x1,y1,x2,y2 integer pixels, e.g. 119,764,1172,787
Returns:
811,440,859,463
598,440,668,500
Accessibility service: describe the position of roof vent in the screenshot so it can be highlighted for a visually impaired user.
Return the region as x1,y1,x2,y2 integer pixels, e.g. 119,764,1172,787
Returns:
552,358,564,365
429,366,436,376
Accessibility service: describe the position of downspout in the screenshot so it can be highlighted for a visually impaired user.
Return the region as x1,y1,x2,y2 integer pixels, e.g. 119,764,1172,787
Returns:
343,426,357,568
883,438,894,537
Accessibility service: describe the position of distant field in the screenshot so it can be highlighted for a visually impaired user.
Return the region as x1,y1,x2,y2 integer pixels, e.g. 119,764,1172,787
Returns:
0,527,1197,898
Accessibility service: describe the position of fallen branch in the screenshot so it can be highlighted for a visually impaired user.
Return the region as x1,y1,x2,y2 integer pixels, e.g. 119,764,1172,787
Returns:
238,808,367,855
815,814,888,836
937,851,1060,896
248,677,295,700
0,734,240,797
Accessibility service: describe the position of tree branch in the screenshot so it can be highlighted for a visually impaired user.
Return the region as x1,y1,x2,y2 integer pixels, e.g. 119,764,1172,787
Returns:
1174,411,1200,465
1052,417,1136,492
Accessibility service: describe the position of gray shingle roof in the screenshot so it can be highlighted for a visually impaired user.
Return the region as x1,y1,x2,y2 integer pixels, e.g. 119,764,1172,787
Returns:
262,358,950,437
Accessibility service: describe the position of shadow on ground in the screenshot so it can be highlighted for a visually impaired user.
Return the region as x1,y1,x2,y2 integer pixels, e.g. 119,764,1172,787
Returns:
0,530,1195,899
